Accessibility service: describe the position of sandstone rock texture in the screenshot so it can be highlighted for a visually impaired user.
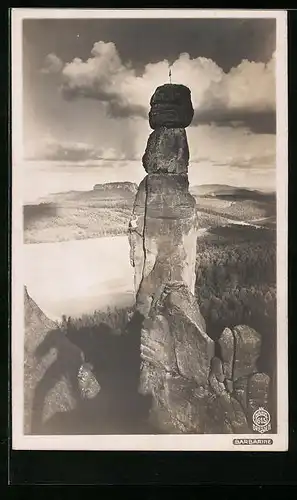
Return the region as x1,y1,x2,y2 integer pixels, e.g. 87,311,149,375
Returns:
208,325,270,433
130,173,198,317
149,84,194,129
142,127,189,174
24,286,99,433
128,82,272,434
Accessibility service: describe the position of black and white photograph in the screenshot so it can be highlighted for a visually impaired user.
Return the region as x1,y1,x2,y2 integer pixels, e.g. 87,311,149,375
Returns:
11,9,288,451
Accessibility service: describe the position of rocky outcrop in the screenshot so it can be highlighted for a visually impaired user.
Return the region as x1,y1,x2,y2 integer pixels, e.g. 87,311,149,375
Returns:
129,84,197,313
129,174,198,316
138,288,270,433
139,281,215,433
127,82,272,434
24,287,100,433
128,83,212,432
149,84,194,129
142,127,189,174
208,325,270,433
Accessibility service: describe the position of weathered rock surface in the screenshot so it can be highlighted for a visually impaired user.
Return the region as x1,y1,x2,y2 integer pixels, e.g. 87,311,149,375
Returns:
218,325,262,382
233,325,262,381
218,327,234,380
233,377,249,410
78,362,101,400
209,324,266,431
207,324,271,433
140,314,177,374
24,287,99,433
127,82,272,435
25,286,71,433
139,316,268,433
142,127,189,174
138,281,214,433
129,174,198,317
160,283,212,384
139,283,211,385
206,391,250,434
210,356,225,383
149,84,194,129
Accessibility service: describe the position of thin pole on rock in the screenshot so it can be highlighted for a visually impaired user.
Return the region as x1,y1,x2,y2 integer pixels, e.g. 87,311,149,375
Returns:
169,63,172,84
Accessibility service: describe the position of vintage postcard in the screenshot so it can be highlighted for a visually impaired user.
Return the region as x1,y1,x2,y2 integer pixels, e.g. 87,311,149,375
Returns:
11,9,288,451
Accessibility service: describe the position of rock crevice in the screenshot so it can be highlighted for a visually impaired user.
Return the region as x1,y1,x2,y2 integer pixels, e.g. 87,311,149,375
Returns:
128,82,272,434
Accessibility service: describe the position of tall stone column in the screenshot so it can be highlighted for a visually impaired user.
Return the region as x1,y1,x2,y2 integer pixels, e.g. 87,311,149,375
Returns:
128,83,271,434
128,84,215,432
129,84,199,317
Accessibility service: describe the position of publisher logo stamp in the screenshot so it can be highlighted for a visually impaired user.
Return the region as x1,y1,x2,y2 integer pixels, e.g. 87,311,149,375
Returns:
252,407,271,434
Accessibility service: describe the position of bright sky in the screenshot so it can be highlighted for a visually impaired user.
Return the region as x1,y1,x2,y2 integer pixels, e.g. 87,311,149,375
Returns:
21,17,277,201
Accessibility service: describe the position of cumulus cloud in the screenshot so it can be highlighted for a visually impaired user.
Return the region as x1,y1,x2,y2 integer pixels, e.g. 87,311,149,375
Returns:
193,54,276,133
186,123,275,167
44,41,276,134
41,53,64,74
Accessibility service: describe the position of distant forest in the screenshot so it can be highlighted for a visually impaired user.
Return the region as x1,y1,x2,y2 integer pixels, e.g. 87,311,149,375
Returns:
195,224,276,378
23,183,276,244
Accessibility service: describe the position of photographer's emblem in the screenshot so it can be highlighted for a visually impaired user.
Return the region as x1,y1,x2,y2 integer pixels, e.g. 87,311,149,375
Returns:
252,407,271,434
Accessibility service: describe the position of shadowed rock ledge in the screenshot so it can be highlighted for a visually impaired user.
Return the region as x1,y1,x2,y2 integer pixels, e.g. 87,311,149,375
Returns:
24,287,100,434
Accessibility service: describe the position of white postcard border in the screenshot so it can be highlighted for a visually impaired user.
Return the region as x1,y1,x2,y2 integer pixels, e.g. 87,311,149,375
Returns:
11,8,288,451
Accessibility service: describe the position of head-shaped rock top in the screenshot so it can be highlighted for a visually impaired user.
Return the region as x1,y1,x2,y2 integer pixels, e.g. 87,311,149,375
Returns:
149,84,194,129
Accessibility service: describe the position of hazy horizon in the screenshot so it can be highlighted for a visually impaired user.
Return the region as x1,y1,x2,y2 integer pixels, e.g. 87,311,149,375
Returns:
21,158,276,204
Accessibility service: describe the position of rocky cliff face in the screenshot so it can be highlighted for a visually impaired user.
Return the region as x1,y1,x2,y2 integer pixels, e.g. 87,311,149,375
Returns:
24,287,100,434
129,173,198,317
128,83,271,434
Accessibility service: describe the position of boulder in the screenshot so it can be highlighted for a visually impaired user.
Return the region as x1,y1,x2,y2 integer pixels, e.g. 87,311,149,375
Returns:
232,325,262,381
163,375,209,433
138,280,214,433
149,84,194,129
206,386,250,434
142,127,189,174
218,327,234,380
139,282,212,386
140,314,178,374
150,84,193,107
160,283,213,385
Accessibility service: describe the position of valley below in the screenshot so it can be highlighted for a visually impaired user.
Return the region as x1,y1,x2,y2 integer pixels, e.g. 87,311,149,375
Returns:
23,181,276,322
24,235,135,321
22,181,277,435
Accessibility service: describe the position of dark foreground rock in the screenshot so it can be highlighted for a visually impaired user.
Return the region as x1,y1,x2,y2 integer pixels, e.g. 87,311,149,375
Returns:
137,279,268,433
24,287,99,433
139,281,214,433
